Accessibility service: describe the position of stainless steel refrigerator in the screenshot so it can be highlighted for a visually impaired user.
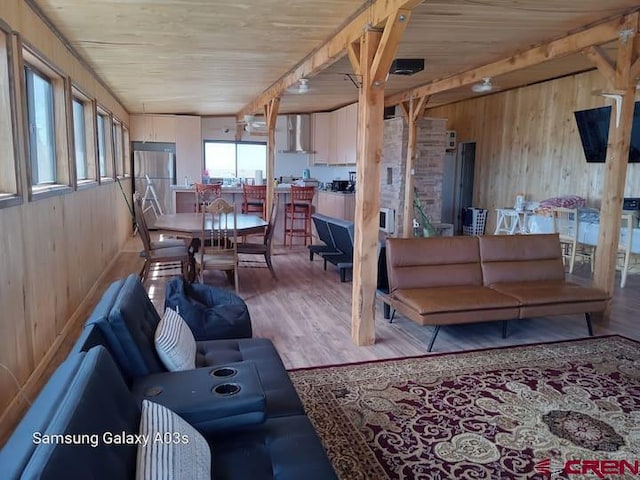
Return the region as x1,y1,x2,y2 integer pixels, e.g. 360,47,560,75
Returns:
132,141,176,227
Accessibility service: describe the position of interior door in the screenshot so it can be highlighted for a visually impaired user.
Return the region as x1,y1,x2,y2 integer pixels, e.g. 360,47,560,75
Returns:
454,142,476,234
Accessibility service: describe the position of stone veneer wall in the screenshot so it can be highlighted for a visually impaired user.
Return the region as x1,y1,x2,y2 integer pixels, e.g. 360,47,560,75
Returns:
381,116,447,237
381,118,408,235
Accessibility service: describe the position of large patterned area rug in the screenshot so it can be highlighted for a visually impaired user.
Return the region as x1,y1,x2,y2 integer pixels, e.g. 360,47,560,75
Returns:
289,336,640,479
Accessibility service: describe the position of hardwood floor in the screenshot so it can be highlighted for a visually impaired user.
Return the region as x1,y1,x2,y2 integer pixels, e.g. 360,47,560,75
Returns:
3,234,639,444
124,234,640,369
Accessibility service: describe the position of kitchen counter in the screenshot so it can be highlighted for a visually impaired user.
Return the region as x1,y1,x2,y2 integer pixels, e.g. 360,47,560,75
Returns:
171,183,309,213
316,191,355,221
317,190,355,196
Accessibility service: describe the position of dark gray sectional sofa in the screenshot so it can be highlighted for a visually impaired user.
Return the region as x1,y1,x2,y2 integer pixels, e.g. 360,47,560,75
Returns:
0,274,337,479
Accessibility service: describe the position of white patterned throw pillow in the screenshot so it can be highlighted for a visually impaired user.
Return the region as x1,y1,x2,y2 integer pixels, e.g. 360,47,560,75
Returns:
136,400,211,480
154,308,196,371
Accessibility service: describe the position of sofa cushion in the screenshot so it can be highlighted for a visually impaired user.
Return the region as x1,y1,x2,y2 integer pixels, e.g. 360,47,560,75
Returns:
136,400,210,480
386,237,483,291
155,308,197,371
479,234,566,285
393,286,519,314
86,274,166,380
489,281,609,306
164,278,252,340
208,415,338,480
20,347,140,480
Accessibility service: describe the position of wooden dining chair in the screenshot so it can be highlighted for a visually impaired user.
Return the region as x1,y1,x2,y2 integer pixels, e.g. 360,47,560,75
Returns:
237,193,278,278
195,183,222,212
242,184,267,219
551,207,578,273
133,194,189,282
196,198,239,293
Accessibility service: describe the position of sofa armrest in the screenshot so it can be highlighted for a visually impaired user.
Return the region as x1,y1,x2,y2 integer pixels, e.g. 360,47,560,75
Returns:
130,361,266,434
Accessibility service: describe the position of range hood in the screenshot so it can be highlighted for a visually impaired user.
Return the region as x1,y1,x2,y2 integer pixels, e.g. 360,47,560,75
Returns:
279,114,314,154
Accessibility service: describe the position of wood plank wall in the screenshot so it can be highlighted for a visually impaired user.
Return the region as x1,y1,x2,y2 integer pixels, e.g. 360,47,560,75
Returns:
425,70,640,234
0,1,131,438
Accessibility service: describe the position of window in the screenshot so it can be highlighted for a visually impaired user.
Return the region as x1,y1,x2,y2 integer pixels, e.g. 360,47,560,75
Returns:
204,141,266,179
97,109,113,180
0,28,19,205
72,98,88,180
71,87,97,186
22,46,70,195
25,66,56,185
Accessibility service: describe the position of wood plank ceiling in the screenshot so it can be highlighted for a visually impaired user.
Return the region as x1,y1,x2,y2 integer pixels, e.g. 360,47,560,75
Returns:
32,0,640,116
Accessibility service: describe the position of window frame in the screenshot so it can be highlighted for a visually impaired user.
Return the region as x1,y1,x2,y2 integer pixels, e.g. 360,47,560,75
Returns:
122,125,131,177
0,23,22,208
96,106,114,183
203,140,267,179
112,117,124,178
70,84,98,189
21,42,72,199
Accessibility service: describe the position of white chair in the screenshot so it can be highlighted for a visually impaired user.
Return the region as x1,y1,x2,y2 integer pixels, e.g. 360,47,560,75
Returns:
494,208,521,235
577,212,634,287
551,207,578,274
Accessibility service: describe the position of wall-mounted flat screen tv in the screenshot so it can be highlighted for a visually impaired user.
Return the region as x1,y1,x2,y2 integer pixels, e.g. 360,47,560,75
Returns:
574,101,640,163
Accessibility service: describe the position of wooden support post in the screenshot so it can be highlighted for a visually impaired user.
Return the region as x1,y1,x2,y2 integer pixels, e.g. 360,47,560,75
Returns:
264,97,280,219
401,95,428,238
592,14,638,301
351,9,411,346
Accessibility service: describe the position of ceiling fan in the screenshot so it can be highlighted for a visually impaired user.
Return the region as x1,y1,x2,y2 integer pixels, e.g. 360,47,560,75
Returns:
236,114,268,133
471,77,497,93
286,78,313,95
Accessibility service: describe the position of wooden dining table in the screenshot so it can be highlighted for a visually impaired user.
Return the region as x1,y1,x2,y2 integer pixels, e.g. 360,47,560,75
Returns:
153,212,268,238
153,212,268,282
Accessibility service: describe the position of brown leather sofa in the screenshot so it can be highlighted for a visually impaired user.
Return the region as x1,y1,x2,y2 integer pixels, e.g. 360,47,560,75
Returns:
383,233,609,351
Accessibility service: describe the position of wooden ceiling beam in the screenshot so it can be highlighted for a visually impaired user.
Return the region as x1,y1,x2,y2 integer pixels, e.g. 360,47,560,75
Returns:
370,9,412,85
631,32,640,79
412,95,429,122
384,12,636,107
631,56,640,80
583,46,616,87
347,41,362,76
264,97,280,219
238,0,424,117
593,13,637,299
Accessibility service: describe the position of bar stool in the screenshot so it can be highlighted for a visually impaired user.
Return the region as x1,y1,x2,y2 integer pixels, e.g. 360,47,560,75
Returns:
494,208,521,235
195,183,222,212
242,184,267,219
284,186,315,246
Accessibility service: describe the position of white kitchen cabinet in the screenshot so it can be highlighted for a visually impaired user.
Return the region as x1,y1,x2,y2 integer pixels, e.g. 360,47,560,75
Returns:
326,103,358,165
337,103,358,165
312,112,331,165
130,115,176,142
175,116,202,185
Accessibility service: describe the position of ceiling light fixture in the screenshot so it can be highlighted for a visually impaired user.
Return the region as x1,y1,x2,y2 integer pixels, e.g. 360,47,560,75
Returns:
389,58,425,76
471,77,494,93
